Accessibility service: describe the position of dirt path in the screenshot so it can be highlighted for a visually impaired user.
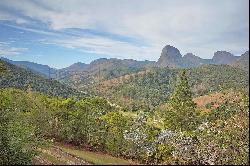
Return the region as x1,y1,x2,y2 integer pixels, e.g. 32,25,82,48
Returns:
32,155,53,165
36,146,91,165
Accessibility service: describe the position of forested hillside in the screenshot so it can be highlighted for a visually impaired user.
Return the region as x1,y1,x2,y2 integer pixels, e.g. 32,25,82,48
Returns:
72,64,249,110
57,58,154,88
0,60,83,98
231,51,249,72
0,57,57,78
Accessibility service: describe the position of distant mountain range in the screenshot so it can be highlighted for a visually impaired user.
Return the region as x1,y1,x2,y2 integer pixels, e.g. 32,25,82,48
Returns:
60,58,154,73
56,58,155,89
1,44,248,108
156,45,246,68
1,45,248,79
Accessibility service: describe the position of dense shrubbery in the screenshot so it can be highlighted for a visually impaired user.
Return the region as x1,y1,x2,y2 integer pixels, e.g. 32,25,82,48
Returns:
0,88,160,163
0,89,43,165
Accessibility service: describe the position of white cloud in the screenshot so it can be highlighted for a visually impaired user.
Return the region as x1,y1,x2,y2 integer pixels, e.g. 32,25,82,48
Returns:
0,42,28,56
2,23,61,36
0,9,28,25
0,0,248,59
42,35,159,60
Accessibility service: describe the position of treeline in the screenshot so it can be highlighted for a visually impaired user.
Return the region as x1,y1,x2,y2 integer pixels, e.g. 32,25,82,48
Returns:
1,70,249,165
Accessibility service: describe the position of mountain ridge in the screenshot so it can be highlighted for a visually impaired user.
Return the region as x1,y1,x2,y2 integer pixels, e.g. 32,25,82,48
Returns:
230,51,249,72
0,59,83,97
1,45,248,75
0,57,57,77
156,45,244,68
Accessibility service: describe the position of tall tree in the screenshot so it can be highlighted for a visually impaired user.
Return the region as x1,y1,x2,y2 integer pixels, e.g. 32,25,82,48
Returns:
164,69,199,132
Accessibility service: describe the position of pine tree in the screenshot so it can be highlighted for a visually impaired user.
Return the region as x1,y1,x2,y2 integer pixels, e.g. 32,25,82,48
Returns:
164,69,199,132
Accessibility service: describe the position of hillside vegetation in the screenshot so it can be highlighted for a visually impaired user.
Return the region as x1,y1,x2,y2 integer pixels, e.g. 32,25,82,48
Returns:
1,68,248,164
231,51,249,72
0,60,83,98
75,64,249,110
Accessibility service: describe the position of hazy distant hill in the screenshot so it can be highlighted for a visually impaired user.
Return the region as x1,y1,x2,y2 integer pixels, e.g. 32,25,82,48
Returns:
0,59,83,97
60,58,154,74
212,51,239,64
61,62,89,72
231,51,249,72
182,53,213,67
57,58,155,88
0,57,57,78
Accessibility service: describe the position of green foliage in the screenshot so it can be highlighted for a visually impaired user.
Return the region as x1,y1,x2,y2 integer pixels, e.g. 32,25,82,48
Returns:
154,143,173,163
0,86,248,165
102,111,132,156
189,64,249,95
103,65,144,80
0,60,83,98
204,92,248,122
164,70,200,132
194,111,249,165
98,67,178,110
241,91,249,110
0,61,7,74
169,70,196,108
0,89,42,165
82,64,249,110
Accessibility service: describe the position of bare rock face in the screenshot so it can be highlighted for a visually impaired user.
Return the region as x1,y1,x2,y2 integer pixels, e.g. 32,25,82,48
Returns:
182,53,213,67
212,51,238,64
182,53,202,66
157,45,182,67
156,45,245,68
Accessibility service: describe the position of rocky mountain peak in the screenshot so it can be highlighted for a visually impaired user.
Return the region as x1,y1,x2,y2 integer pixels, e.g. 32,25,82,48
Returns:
212,51,238,64
157,45,182,67
241,51,249,58
161,45,182,59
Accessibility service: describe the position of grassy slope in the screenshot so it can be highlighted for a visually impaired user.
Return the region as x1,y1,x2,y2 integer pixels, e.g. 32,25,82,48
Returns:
57,144,136,165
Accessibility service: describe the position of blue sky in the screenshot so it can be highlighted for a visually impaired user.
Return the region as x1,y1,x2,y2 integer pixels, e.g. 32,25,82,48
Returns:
0,0,249,68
